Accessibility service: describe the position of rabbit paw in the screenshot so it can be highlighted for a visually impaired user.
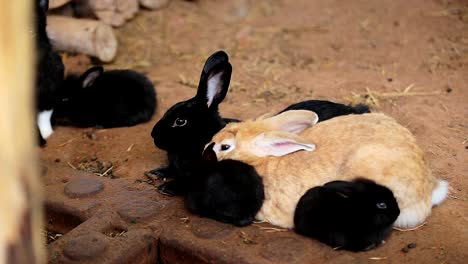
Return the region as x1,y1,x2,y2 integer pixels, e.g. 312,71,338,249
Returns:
157,180,183,196
147,166,173,179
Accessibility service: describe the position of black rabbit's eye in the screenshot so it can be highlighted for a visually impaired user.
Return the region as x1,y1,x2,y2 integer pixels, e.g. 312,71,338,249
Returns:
173,118,187,127
376,202,387,209
220,144,230,151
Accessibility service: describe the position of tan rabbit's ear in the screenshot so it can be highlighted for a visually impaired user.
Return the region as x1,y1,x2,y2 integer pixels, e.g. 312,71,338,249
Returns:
250,131,315,157
262,110,319,134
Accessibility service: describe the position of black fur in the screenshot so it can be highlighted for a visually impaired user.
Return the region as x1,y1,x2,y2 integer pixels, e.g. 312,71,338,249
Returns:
185,143,264,226
53,66,157,128
149,51,232,195
35,0,65,144
294,178,400,252
279,100,370,121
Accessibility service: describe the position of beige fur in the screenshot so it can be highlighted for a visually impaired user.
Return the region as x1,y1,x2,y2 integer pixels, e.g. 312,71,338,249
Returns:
210,111,448,229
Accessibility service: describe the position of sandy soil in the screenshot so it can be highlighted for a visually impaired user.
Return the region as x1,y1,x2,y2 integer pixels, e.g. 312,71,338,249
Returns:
43,0,467,262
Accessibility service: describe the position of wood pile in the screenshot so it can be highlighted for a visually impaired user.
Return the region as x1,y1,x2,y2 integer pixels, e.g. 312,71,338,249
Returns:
47,0,172,62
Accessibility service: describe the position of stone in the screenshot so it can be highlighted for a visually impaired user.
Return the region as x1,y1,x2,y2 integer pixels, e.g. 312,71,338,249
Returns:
117,197,164,222
64,177,104,198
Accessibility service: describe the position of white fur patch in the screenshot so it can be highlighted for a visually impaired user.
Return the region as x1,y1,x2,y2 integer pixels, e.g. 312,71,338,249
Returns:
432,180,449,206
37,110,54,139
206,72,223,108
393,204,429,228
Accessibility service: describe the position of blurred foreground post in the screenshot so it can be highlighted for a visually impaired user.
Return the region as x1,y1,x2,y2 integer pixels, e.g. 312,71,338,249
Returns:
0,1,45,263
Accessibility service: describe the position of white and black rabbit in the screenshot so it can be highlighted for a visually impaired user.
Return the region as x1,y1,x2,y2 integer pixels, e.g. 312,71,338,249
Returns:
294,178,400,252
35,0,65,145
149,50,370,195
53,66,157,128
185,143,264,226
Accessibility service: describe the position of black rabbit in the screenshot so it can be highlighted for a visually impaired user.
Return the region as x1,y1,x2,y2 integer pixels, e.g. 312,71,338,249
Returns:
294,178,400,252
149,51,233,195
185,143,264,226
35,0,65,145
53,66,157,128
279,100,370,121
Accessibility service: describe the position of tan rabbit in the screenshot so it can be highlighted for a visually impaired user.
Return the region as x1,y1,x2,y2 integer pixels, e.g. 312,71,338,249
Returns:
209,110,448,229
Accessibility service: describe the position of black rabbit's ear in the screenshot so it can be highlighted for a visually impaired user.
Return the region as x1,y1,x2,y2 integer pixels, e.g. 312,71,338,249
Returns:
39,0,49,13
80,66,104,88
202,143,218,162
195,51,232,109
202,51,229,72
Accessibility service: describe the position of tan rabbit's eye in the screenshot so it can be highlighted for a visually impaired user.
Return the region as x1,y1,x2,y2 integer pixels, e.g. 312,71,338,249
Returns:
376,202,387,209
220,144,231,151
212,138,236,154
173,118,187,127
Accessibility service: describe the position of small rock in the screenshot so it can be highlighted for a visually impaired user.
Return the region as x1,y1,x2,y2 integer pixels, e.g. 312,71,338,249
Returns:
55,158,61,163
64,177,104,198
446,87,453,93
101,161,112,169
85,132,97,140
408,242,417,249
401,247,410,253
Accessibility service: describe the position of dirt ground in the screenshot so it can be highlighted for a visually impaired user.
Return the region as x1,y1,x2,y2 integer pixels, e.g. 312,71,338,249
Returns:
42,0,467,263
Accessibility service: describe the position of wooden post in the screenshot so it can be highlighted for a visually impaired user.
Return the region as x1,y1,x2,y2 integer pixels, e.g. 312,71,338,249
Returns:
73,0,139,27
0,1,44,263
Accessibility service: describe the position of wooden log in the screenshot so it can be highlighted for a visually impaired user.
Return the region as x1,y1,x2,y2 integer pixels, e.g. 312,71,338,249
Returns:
139,0,170,10
0,1,44,263
49,0,72,9
46,16,118,62
48,2,75,17
73,0,139,27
